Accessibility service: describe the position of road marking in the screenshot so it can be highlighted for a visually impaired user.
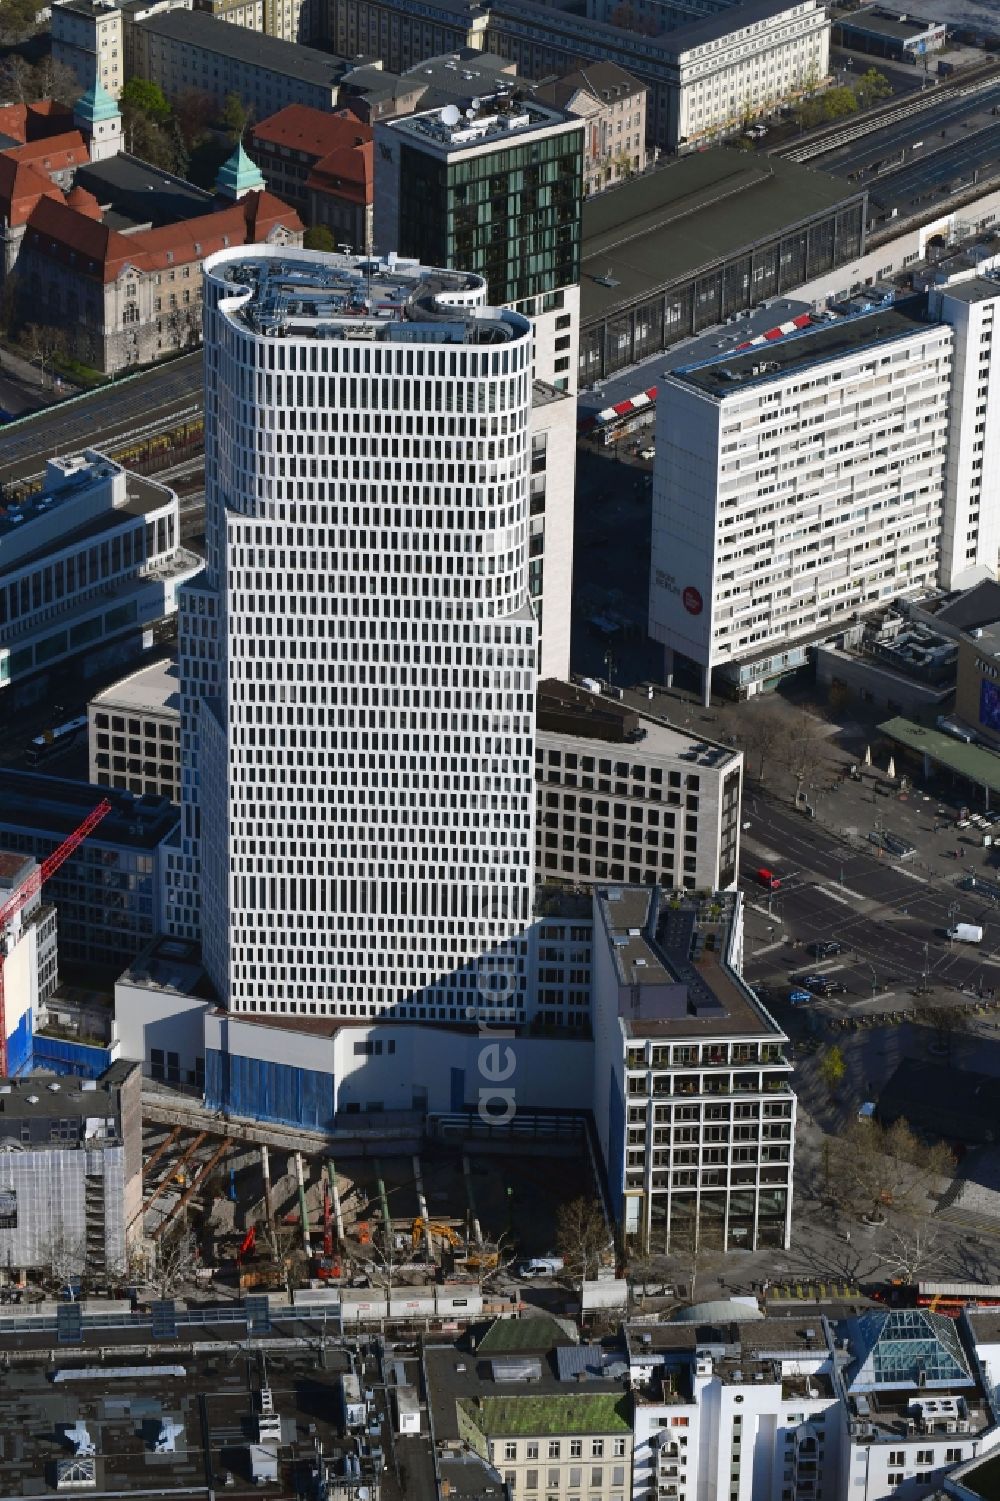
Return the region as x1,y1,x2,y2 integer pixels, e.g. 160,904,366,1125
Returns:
817,881,867,903
890,864,929,884
753,940,786,956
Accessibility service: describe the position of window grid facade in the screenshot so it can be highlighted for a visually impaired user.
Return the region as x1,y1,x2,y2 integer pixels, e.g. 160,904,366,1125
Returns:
169,247,539,1023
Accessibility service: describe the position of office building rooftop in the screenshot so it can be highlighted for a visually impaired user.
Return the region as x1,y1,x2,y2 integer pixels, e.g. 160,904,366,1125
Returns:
1,452,169,561
137,8,355,87
213,250,523,343
597,887,784,1039
537,679,739,767
0,770,179,850
90,657,180,716
385,88,578,154
676,296,938,395
581,150,864,324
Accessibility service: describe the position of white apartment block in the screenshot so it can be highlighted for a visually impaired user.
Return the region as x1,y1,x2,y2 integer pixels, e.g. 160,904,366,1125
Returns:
51,0,127,98
930,279,1000,591
535,679,742,894
838,1308,1000,1501
52,0,190,97
657,0,830,148
167,247,537,1025
627,1319,842,1501
592,885,794,1254
649,299,953,704
0,452,199,696
88,657,181,803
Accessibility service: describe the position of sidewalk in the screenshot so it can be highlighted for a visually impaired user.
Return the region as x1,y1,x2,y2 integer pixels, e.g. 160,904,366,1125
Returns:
0,340,83,407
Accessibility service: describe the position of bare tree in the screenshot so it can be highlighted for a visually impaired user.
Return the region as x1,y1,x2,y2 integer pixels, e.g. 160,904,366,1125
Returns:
914,997,970,1066
732,703,785,783
145,1226,199,1299
883,1220,945,1287
467,1231,517,1290
828,1117,954,1226
41,1229,87,1299
31,55,81,105
555,1196,612,1283
778,709,830,799
0,53,34,103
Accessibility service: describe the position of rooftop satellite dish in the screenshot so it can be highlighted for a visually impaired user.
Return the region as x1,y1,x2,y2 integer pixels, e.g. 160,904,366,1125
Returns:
441,104,461,127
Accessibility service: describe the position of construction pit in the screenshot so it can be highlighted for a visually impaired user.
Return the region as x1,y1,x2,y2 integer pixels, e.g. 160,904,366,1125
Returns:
138,1124,604,1299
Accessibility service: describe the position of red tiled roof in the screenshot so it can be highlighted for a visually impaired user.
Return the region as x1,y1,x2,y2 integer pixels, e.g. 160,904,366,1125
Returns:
66,184,103,219
0,103,30,146
25,189,303,282
27,99,75,133
0,155,63,227
0,99,74,147
5,131,89,174
25,192,137,278
305,139,373,206
251,103,371,161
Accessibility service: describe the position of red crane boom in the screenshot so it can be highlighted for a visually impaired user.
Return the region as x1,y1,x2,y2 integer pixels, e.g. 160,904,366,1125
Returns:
0,798,113,1076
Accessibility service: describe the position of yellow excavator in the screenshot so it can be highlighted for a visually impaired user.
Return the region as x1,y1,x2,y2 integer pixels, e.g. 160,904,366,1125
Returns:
464,1250,499,1271
412,1217,462,1251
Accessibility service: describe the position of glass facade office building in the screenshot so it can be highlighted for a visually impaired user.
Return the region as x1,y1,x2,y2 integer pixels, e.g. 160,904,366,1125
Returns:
396,131,583,307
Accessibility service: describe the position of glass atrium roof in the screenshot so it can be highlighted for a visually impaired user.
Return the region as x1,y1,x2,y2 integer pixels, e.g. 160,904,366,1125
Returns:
847,1309,974,1392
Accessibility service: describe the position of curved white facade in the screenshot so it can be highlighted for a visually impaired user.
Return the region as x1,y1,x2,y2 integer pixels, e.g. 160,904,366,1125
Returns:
169,246,538,1023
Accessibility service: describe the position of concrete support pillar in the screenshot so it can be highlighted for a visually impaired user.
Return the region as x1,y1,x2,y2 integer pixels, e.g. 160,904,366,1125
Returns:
327,1161,344,1247
701,664,711,709
260,1144,274,1236
663,643,674,688
294,1152,311,1256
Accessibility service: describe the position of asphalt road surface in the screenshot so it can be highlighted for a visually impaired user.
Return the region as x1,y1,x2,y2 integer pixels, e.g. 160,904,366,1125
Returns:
741,796,1000,1002
0,352,202,489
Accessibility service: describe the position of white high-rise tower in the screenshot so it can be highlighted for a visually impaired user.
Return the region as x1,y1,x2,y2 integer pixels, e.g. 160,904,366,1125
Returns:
166,246,538,1024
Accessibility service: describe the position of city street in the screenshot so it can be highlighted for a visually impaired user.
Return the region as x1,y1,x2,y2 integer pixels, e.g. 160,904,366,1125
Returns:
741,793,1000,1005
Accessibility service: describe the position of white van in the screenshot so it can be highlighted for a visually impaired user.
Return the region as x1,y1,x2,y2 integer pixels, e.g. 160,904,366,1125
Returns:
948,923,983,944
517,1256,565,1278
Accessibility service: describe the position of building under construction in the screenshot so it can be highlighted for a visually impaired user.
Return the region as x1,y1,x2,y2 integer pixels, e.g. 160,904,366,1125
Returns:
0,1062,142,1282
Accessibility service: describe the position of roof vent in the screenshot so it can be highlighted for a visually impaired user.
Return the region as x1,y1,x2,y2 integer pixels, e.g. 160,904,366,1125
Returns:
48,1082,61,1092
25,1095,39,1105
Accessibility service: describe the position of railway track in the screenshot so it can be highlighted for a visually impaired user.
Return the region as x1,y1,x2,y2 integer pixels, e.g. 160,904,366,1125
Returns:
776,63,1000,164
0,352,203,490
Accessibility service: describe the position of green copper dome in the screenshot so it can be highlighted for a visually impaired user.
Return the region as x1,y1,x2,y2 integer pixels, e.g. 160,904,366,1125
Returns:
215,140,265,199
74,80,120,127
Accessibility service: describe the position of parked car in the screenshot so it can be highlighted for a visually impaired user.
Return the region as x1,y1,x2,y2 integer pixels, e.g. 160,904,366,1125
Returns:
818,980,847,996
809,940,843,958
789,989,813,1006
517,1256,565,1278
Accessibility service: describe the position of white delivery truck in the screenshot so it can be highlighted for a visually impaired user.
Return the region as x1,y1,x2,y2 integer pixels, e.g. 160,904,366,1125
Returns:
948,923,983,944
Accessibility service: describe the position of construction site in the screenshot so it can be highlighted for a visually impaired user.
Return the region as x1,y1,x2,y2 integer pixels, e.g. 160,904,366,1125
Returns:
137,1109,606,1304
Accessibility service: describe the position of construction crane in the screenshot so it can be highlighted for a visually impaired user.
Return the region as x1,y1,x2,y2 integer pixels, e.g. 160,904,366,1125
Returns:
0,798,112,1076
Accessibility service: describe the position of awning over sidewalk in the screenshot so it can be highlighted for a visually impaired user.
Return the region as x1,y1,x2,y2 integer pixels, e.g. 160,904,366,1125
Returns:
879,716,1000,798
